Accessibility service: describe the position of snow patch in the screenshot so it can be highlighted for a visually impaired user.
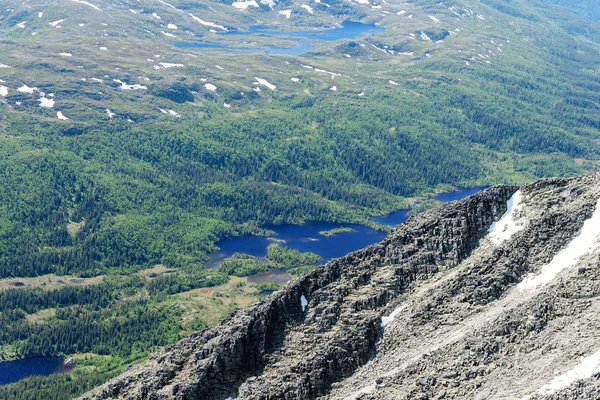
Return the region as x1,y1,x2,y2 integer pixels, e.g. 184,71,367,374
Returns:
291,77,300,82
232,0,258,10
38,12,44,18
205,83,217,92
397,10,406,15
16,21,26,29
168,110,180,117
0,86,8,97
17,85,38,94
279,10,292,18
300,295,308,312
38,97,55,108
57,111,68,120
167,23,177,30
254,77,276,90
223,102,231,108
523,349,600,398
113,79,147,90
261,0,276,7
60,52,73,57
429,15,440,23
159,62,184,68
301,4,314,14
50,19,65,27
71,0,101,11
381,304,407,327
0,64,10,68
330,86,337,91
189,13,227,31
161,31,176,37
389,80,399,85
518,199,600,292
215,65,224,70
91,78,103,83
487,191,525,245
106,109,115,118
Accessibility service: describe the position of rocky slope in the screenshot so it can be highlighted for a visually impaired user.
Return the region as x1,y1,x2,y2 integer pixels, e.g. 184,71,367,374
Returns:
80,173,600,400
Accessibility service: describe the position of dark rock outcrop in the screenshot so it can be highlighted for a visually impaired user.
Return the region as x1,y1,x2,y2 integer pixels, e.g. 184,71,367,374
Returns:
81,174,600,400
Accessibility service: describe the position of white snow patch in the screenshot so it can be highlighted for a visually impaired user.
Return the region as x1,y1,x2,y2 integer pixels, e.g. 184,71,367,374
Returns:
223,102,231,108
420,32,432,42
0,64,10,68
518,198,600,292
161,31,176,37
159,62,184,68
17,85,38,94
205,83,217,92
38,97,55,108
215,65,224,70
260,0,276,7
57,111,68,120
60,52,73,57
16,21,26,29
301,4,314,14
358,91,365,96
389,80,399,85
487,191,524,245
168,110,180,117
381,304,407,327
129,9,137,14
79,23,85,27
0,86,8,97
372,5,381,9
330,86,337,91
99,47,107,51
159,108,168,114
355,0,370,4
49,19,65,28
106,109,115,118
291,77,300,82
429,15,440,23
71,0,101,11
152,13,161,19
38,12,44,18
158,0,179,11
397,10,406,15
113,79,147,90
232,0,258,10
91,78,103,83
189,14,227,31
300,295,308,312
523,349,600,399
167,23,177,30
279,10,292,18
253,87,261,92
254,77,276,90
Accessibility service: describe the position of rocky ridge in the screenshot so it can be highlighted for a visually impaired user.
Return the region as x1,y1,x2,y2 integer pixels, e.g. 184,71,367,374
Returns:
80,173,600,400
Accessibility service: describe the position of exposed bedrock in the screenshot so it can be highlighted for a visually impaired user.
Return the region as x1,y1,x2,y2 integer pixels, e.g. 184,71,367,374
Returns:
81,173,600,400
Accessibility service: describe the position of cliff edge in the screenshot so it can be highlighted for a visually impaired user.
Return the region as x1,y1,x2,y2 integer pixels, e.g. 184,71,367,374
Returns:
81,173,600,399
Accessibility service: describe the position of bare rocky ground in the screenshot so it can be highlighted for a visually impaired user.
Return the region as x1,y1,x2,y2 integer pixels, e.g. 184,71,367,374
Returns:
80,173,600,400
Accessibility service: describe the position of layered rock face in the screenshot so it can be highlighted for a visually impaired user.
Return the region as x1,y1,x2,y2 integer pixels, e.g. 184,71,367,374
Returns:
81,174,600,400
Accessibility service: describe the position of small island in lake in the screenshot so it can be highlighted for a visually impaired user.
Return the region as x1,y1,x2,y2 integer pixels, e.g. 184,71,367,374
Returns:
318,227,355,237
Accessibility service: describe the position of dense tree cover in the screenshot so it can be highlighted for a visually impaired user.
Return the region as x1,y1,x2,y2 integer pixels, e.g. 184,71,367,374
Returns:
1,2,600,395
265,245,321,268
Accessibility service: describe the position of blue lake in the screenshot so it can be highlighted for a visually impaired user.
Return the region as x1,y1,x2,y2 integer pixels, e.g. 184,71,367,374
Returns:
206,187,486,271
174,21,384,56
0,357,71,386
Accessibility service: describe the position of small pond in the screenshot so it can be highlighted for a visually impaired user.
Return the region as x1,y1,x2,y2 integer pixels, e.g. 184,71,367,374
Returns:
174,21,384,56
0,357,72,386
205,187,486,272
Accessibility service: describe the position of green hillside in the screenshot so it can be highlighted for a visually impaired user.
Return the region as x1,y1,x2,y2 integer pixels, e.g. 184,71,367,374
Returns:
0,0,600,397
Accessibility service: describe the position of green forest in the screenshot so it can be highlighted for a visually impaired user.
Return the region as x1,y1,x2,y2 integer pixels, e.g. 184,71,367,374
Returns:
1,0,600,397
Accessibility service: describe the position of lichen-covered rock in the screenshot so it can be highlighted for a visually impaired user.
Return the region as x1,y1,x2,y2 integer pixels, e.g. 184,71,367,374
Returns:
80,174,600,400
